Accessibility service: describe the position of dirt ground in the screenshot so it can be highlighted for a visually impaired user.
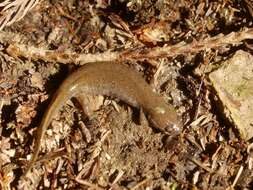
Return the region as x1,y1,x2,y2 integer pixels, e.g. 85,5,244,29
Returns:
1,0,253,189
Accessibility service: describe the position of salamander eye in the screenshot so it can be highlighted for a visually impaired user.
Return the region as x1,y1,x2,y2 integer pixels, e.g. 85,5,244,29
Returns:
154,106,166,114
164,121,181,134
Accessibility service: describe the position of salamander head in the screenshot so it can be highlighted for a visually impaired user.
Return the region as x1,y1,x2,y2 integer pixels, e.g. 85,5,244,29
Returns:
148,105,182,135
147,104,182,149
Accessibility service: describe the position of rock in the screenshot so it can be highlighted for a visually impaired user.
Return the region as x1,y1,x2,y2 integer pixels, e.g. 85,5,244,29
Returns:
209,50,253,140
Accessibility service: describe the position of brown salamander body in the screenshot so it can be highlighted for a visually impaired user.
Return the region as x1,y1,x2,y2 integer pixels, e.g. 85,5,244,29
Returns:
24,62,181,175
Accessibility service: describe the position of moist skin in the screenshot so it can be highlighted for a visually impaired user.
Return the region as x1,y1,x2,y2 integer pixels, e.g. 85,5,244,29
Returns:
24,62,181,175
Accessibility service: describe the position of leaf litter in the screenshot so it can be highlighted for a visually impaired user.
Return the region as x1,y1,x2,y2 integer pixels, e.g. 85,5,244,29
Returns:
0,0,253,189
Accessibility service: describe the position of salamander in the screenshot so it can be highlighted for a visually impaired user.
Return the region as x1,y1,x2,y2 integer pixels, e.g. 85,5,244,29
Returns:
24,61,181,175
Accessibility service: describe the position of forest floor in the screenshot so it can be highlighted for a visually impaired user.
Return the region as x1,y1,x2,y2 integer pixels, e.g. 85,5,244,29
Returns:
1,0,253,189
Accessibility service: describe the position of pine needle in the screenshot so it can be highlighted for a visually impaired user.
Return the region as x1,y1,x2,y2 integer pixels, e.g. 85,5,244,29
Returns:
0,0,40,30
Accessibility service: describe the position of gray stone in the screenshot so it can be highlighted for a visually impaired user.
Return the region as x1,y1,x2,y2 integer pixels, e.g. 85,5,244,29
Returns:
209,50,253,140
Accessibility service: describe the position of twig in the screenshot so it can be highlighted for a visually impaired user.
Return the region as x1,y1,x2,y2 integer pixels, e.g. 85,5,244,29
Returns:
108,169,125,190
75,179,105,190
123,28,253,60
1,28,253,65
35,147,67,163
130,178,150,190
189,157,213,173
194,53,215,120
6,43,119,64
232,165,243,188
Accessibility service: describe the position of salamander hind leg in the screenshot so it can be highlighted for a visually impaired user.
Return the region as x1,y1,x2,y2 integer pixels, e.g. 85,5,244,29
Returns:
74,94,105,117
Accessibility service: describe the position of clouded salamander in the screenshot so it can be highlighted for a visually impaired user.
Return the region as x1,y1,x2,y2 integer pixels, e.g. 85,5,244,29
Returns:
24,61,181,175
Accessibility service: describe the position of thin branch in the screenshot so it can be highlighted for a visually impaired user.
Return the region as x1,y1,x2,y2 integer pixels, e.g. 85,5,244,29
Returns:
123,28,253,60
2,28,253,65
232,165,244,188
